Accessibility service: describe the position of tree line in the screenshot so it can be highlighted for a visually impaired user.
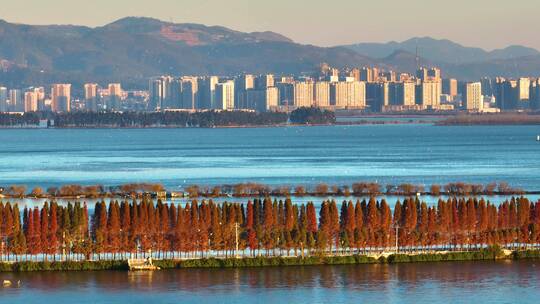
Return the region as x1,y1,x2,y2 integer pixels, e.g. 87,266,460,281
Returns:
0,196,539,261
0,107,335,128
438,113,540,126
289,107,336,124
1,181,525,199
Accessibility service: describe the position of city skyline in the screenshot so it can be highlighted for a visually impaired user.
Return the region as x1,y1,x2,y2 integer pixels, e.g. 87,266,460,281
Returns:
2,0,540,51
2,65,539,114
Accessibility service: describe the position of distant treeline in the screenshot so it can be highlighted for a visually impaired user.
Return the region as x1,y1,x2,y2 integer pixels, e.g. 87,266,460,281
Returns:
0,196,539,261
0,181,526,199
438,113,540,125
289,107,336,125
0,112,40,126
0,107,335,128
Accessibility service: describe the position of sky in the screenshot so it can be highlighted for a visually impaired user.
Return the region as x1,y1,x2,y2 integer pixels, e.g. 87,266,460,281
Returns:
2,0,540,50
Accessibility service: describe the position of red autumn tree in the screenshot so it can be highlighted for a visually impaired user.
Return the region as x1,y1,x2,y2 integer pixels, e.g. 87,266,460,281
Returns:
48,202,58,257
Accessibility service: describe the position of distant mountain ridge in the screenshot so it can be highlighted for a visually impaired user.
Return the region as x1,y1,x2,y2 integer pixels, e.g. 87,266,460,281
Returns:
0,18,539,89
103,17,294,46
343,37,540,64
0,17,379,89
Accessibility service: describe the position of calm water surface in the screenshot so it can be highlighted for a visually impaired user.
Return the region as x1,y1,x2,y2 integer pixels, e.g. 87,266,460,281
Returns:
1,125,540,303
0,124,539,191
1,261,539,303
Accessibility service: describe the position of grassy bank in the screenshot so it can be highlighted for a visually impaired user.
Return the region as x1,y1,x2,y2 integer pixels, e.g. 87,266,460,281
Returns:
153,255,378,269
0,260,128,272
1,248,539,272
512,250,540,259
437,113,540,126
385,250,504,263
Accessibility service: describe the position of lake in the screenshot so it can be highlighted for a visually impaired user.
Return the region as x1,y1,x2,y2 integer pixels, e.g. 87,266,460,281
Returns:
0,124,539,191
1,260,539,303
2,124,540,303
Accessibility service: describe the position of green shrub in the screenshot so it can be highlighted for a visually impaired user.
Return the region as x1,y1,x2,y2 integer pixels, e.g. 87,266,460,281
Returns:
386,247,505,264
513,250,540,259
1,260,128,272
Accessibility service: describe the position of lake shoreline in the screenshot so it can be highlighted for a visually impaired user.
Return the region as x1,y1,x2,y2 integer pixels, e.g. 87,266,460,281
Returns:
1,249,539,272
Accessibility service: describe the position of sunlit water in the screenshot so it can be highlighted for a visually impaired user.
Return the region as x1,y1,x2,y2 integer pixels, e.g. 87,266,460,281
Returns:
0,124,539,191
2,124,540,302
1,261,539,303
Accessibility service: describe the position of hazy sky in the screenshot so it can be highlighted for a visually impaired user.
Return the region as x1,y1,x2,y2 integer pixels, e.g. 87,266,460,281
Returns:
3,0,540,50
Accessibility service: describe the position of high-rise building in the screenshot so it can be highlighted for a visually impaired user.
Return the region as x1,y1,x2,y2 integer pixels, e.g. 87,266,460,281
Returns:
33,87,46,111
330,81,366,108
181,76,198,109
149,77,164,110
33,87,45,101
255,74,274,90
246,87,279,112
84,83,99,111
464,82,483,112
495,79,519,110
265,87,279,111
279,76,295,84
9,89,23,112
530,79,540,110
0,87,8,112
398,73,413,82
84,83,98,100
372,68,380,82
360,67,374,82
366,82,389,112
349,68,360,81
214,80,235,110
293,81,315,107
108,83,123,111
416,67,429,81
416,80,441,107
276,82,294,107
314,81,330,107
166,76,181,109
480,77,494,96
234,74,255,109
24,91,38,112
382,71,397,82
442,78,458,96
428,68,441,80
197,76,219,109
51,84,71,112
495,77,530,110
518,77,531,101
149,76,179,110
389,82,416,106
169,78,183,109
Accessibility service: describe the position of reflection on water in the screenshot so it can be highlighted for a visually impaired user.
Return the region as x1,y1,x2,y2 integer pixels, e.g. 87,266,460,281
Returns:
1,261,539,303
1,125,540,190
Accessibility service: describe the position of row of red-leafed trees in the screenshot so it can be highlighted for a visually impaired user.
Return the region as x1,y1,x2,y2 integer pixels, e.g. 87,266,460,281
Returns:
0,201,89,261
0,196,539,261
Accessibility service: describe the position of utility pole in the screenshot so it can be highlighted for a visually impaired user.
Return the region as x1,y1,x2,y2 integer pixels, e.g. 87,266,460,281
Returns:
235,222,239,258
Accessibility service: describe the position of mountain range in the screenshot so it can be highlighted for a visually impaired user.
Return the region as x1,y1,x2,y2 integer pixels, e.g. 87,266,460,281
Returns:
0,17,539,90
343,37,540,64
